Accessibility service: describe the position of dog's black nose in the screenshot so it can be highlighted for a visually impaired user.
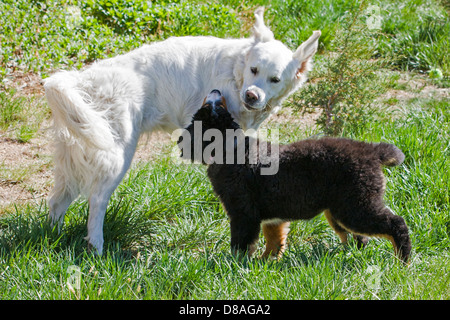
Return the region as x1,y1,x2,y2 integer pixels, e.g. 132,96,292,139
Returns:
245,90,258,104
210,89,221,95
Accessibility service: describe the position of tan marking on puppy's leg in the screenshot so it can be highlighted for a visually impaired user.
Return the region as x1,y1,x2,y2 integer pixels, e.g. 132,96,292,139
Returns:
261,221,290,260
333,227,405,263
368,233,409,263
324,209,348,244
372,234,397,254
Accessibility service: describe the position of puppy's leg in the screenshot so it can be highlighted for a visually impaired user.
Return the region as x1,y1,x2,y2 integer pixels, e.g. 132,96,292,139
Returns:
353,234,369,249
325,210,369,249
229,214,261,258
376,209,411,263
261,221,290,259
337,206,411,263
326,209,369,249
324,209,348,244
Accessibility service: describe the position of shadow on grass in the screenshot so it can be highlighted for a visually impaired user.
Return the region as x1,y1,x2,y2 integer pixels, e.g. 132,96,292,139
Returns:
0,197,162,260
278,238,385,272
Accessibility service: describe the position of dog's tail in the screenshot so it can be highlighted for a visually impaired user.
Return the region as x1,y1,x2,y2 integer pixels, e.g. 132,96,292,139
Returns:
44,71,115,150
375,142,405,167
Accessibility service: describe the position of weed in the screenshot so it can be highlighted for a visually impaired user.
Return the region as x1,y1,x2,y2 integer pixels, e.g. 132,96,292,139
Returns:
377,0,450,76
292,3,388,136
0,89,48,142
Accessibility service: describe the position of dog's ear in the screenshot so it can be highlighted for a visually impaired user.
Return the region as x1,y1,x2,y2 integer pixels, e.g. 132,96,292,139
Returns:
252,7,274,43
292,31,321,79
220,96,228,111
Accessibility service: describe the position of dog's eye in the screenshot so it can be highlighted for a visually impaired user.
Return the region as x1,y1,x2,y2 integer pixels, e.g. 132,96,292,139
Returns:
250,67,258,75
270,77,280,83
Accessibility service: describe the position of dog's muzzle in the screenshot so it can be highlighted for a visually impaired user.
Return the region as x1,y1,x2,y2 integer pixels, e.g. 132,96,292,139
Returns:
202,89,227,111
242,86,266,111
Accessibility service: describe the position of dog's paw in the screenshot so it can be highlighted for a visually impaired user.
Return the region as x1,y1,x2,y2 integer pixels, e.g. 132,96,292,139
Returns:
84,236,104,255
354,235,369,249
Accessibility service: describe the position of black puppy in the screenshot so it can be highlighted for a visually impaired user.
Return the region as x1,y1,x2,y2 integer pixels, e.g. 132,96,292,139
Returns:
178,90,411,263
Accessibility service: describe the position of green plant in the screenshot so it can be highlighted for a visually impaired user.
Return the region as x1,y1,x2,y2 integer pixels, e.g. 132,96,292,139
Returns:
0,0,241,81
0,89,49,142
377,0,450,77
292,4,387,136
83,0,240,37
267,0,361,51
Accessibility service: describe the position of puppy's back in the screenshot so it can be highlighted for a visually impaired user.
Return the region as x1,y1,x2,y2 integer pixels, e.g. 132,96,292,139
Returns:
287,137,404,168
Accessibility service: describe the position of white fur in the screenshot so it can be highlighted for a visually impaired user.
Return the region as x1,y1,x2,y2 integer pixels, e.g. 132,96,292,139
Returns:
44,7,320,254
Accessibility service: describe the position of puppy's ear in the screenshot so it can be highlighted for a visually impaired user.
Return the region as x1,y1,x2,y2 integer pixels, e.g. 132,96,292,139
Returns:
220,96,228,111
292,31,321,79
252,7,274,43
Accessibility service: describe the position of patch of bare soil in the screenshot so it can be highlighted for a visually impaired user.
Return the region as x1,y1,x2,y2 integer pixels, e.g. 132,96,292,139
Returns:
0,134,52,209
0,126,172,212
380,76,449,102
1,71,45,96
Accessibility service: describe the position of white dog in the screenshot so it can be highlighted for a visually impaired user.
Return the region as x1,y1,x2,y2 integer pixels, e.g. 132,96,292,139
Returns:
44,7,320,254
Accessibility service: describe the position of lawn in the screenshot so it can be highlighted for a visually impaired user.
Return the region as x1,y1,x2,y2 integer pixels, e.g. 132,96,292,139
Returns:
0,0,449,301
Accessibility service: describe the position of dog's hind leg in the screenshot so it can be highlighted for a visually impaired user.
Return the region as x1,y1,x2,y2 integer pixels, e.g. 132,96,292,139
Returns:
85,168,129,255
85,140,139,255
336,206,411,263
48,149,79,228
325,209,369,248
261,220,290,260
324,209,348,244
85,185,115,255
48,189,77,228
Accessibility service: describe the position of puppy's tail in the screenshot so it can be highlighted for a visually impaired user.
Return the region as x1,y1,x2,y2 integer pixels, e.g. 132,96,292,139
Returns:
375,142,405,167
44,71,115,150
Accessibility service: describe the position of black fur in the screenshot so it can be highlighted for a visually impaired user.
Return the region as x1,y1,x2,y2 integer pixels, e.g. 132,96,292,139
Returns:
179,105,411,263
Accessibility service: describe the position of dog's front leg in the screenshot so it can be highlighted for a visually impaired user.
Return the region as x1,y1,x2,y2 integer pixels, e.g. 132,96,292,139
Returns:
229,215,261,258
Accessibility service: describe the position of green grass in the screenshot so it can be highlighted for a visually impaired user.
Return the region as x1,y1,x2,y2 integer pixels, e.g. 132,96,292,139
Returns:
1,97,449,299
0,89,49,142
1,0,449,301
1,0,449,80
376,0,450,76
0,0,242,78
